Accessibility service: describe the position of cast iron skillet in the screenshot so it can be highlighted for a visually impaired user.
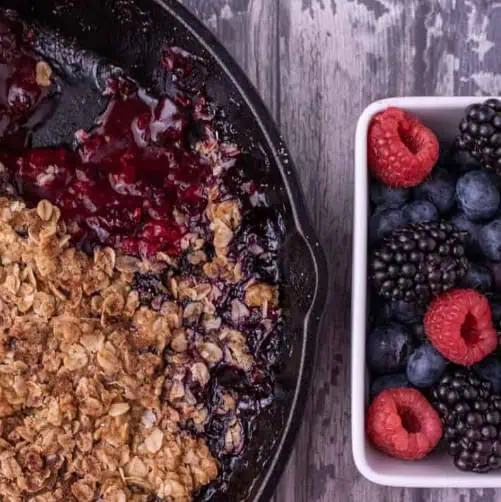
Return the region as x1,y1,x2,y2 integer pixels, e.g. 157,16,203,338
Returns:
0,1,329,500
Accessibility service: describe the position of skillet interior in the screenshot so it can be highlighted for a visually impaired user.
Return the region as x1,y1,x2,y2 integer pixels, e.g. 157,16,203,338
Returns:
0,1,328,500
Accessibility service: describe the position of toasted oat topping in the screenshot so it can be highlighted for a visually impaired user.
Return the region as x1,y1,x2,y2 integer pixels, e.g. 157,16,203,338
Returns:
0,198,221,501
0,195,281,501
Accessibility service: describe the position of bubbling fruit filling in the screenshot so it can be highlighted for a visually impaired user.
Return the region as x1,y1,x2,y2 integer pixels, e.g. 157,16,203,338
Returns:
0,13,245,260
0,10,284,502
1,72,239,258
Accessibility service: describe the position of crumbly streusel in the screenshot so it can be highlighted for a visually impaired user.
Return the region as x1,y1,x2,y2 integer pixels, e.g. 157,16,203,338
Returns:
0,196,278,501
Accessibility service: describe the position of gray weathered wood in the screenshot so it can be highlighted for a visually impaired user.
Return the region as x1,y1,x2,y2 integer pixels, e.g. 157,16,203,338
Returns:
181,1,501,501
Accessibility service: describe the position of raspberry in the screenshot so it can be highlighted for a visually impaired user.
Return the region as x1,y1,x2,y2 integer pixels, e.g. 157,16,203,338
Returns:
368,107,439,188
424,289,497,365
367,388,442,460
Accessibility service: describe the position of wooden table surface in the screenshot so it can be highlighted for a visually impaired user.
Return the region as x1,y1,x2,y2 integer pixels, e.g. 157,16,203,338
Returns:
180,1,501,501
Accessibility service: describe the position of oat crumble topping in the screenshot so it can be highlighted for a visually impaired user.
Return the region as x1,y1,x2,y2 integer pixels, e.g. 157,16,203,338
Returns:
0,197,279,501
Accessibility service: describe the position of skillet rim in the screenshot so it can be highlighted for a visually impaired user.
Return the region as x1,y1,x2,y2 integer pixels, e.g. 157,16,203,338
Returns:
152,1,329,500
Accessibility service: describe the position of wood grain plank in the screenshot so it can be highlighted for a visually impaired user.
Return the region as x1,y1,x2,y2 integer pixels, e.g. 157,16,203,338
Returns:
180,0,501,500
180,0,279,120
275,2,403,501
273,0,501,501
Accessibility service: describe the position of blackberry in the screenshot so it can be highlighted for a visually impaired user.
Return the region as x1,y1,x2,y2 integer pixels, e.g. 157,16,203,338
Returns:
433,368,501,472
456,99,501,175
370,221,469,304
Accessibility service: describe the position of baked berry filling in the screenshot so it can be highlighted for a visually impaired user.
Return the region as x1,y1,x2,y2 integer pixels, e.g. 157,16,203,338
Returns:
1,82,226,257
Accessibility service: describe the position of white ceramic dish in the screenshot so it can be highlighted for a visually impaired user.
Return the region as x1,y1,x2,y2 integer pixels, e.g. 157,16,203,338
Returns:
351,96,501,488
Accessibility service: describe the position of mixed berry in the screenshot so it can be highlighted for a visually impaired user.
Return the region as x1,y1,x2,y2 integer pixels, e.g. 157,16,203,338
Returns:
368,107,439,187
367,388,443,460
366,103,501,472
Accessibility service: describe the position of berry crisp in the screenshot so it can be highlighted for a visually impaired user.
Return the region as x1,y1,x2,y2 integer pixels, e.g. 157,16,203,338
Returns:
0,10,284,502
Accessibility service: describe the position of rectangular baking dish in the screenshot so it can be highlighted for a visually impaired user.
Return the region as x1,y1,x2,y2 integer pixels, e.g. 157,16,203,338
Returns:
351,96,501,488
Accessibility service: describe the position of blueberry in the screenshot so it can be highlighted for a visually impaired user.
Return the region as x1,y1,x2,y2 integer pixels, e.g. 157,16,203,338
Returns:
456,171,500,221
406,343,447,388
479,219,501,261
450,211,481,252
370,373,410,399
369,207,408,243
370,180,410,208
388,300,423,324
474,356,501,393
461,263,493,292
414,168,457,214
367,323,414,374
448,148,482,174
402,200,439,224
